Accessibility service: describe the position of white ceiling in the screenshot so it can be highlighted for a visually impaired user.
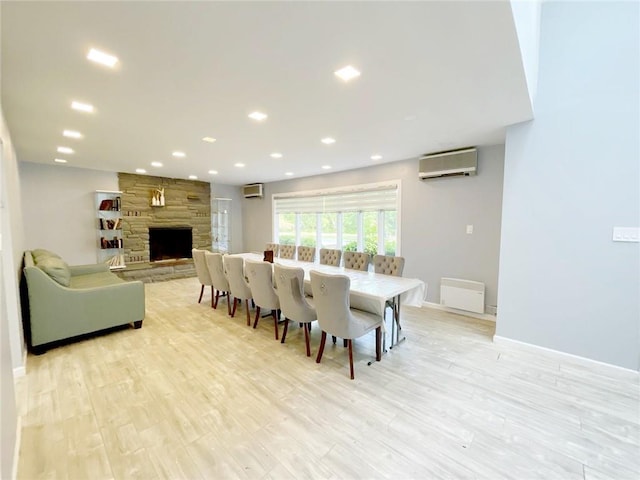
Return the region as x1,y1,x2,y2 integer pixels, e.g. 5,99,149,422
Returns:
1,1,533,186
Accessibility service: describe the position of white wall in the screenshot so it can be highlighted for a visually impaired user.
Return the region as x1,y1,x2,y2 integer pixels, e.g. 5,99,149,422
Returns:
497,1,640,370
19,162,118,265
510,0,541,104
241,145,505,308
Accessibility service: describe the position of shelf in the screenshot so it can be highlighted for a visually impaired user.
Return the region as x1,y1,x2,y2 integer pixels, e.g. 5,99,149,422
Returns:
96,190,125,268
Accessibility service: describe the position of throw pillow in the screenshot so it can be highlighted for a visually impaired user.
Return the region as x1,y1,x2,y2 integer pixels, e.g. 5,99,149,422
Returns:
32,249,61,263
37,257,71,287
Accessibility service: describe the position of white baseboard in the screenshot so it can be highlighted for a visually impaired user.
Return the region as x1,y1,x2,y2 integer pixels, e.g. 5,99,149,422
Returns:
493,335,639,377
423,301,496,322
13,349,27,378
12,415,21,480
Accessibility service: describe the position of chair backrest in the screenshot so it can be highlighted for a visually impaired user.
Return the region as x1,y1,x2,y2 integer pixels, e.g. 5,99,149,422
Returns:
319,248,342,266
265,243,280,257
274,264,316,323
373,255,405,276
245,259,279,310
297,246,316,262
205,252,229,291
279,244,295,259
310,270,352,338
192,248,212,285
343,251,370,271
223,255,252,300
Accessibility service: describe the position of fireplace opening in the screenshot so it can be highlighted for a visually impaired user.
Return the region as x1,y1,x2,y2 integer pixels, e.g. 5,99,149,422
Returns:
149,226,193,262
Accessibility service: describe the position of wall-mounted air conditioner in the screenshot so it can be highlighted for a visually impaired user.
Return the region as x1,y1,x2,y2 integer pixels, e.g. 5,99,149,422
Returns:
242,183,264,198
419,147,477,179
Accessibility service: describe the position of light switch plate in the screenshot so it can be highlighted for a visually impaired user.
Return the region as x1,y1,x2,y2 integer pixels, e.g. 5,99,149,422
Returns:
466,225,473,234
612,227,640,242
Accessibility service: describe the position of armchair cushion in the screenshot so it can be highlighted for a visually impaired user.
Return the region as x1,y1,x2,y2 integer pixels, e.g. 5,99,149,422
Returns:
36,256,71,287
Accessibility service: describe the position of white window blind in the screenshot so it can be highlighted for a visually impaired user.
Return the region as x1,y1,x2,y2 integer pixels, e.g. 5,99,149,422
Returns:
274,184,397,214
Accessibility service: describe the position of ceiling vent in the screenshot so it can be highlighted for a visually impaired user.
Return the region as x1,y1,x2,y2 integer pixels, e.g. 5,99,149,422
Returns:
419,147,477,179
242,183,264,198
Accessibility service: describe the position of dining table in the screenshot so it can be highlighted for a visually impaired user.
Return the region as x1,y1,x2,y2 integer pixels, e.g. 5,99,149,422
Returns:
235,252,426,351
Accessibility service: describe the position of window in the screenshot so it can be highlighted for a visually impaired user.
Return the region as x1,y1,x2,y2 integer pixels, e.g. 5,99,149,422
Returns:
273,181,400,258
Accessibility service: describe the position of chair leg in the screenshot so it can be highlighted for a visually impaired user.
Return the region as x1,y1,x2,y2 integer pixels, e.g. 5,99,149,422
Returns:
332,335,337,344
343,339,348,348
230,297,238,317
281,318,289,344
210,286,214,307
348,339,354,380
198,284,204,303
226,292,231,315
316,331,327,363
303,323,311,357
252,305,260,328
213,289,220,309
375,326,382,361
272,310,279,340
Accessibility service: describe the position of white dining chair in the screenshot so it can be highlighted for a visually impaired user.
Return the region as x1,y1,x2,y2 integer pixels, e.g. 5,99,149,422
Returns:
319,248,341,266
343,251,370,271
245,259,281,340
296,246,316,262
279,244,295,259
223,255,253,326
310,270,382,379
373,254,406,324
192,248,214,306
274,264,316,356
205,252,231,315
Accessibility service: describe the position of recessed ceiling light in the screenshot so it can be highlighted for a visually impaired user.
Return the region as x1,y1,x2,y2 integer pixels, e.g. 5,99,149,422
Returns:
57,146,74,154
334,65,361,82
172,151,186,158
371,154,382,161
87,48,118,68
321,165,332,170
71,101,94,113
285,172,293,176
188,175,198,180
270,152,283,159
234,163,245,168
208,170,218,175
135,168,147,174
321,137,336,145
202,137,217,143
63,130,82,139
53,158,68,164
151,161,163,167
248,111,267,121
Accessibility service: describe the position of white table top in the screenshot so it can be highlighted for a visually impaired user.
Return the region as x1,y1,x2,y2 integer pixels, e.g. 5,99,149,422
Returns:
234,252,426,317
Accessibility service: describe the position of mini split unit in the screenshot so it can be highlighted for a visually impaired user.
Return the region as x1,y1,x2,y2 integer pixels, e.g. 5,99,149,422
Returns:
242,183,264,198
419,147,477,179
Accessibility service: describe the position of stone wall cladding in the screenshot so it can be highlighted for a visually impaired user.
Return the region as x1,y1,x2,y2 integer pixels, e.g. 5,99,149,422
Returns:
117,173,211,280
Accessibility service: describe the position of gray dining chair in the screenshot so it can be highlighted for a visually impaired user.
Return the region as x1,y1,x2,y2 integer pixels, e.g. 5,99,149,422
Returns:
265,243,280,257
245,259,281,340
296,246,316,263
310,270,382,379
279,244,295,259
373,254,406,323
274,264,316,356
192,248,214,306
223,255,253,326
319,248,341,266
343,251,370,271
205,252,231,315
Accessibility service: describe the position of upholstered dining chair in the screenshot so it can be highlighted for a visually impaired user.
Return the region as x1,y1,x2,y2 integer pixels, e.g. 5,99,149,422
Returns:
205,252,231,315
192,248,214,306
296,246,316,263
223,255,253,326
373,254,406,325
343,251,370,271
319,248,342,266
310,271,382,379
245,259,280,340
265,243,279,257
274,264,316,356
279,244,295,259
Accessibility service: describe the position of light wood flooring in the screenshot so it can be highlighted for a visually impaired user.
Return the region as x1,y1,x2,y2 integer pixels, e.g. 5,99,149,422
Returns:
15,276,640,479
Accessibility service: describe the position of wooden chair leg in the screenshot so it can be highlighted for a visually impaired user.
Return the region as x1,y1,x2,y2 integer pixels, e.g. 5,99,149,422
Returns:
210,286,214,307
375,326,382,361
226,292,231,315
304,323,311,357
213,289,220,309
272,310,279,340
332,335,337,344
246,299,252,326
198,284,204,303
281,318,289,344
348,339,354,380
230,297,238,317
316,331,327,363
253,305,260,328
343,339,348,348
